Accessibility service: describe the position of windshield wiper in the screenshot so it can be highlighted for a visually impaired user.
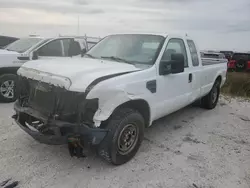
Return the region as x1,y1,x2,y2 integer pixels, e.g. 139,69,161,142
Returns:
84,54,96,59
101,56,134,65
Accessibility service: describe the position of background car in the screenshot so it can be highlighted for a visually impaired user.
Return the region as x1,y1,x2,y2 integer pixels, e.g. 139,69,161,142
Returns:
0,35,19,49
228,52,250,72
0,35,101,103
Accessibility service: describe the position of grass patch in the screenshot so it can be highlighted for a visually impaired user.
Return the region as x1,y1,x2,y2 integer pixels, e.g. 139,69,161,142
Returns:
221,72,250,98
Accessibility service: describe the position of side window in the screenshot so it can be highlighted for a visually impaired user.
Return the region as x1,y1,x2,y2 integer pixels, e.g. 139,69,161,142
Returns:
37,40,63,56
161,38,188,67
187,40,199,66
62,39,71,57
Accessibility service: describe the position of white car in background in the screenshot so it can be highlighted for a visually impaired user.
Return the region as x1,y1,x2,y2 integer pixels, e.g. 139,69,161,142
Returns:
0,35,101,102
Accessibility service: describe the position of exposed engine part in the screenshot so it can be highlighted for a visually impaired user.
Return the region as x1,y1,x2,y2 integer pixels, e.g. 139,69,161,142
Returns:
16,75,99,126
68,137,86,158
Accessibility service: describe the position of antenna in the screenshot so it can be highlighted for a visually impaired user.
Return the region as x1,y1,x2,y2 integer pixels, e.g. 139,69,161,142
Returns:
77,15,80,36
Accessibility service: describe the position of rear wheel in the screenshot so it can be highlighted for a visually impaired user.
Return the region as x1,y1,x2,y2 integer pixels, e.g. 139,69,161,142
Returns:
98,108,144,165
201,79,221,109
0,74,18,103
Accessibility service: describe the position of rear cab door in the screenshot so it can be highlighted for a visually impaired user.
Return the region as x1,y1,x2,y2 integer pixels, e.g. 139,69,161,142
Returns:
186,39,202,102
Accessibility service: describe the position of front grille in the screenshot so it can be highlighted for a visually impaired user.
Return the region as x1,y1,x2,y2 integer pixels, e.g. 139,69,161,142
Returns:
29,81,56,112
17,76,86,120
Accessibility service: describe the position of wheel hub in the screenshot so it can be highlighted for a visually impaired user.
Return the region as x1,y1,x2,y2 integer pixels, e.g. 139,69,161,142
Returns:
0,80,14,99
118,124,138,155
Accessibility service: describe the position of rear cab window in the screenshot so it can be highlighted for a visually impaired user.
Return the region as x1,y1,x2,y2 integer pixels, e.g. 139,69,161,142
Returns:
187,40,199,66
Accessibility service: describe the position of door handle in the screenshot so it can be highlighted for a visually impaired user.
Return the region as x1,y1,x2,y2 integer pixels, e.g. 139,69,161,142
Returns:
188,73,192,83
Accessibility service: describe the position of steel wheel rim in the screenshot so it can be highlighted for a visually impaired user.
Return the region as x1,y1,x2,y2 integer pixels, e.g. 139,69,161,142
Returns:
211,86,218,104
117,124,139,155
0,80,15,99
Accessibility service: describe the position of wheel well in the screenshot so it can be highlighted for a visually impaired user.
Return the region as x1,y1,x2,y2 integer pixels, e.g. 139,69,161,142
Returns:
0,67,19,77
215,75,222,84
102,99,151,128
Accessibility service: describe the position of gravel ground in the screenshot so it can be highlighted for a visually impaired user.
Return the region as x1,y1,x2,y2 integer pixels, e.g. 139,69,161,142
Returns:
0,96,250,188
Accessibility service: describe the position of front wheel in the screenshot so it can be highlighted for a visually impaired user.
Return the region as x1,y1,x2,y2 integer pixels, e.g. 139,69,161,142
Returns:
0,74,18,103
98,108,144,165
201,80,221,109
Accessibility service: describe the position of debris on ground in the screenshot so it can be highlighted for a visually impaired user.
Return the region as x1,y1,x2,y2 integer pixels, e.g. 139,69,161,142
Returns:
0,179,18,188
3,181,19,188
183,136,206,144
0,179,11,187
238,115,250,122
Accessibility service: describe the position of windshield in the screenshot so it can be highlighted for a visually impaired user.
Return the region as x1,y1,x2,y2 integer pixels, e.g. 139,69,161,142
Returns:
85,34,165,65
5,38,43,53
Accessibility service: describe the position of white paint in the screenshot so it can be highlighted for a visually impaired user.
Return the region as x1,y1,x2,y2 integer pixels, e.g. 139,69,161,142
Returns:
18,33,227,128
89,34,227,127
0,49,21,68
18,58,140,90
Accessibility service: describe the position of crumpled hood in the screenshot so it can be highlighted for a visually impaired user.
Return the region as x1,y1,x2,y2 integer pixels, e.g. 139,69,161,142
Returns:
18,57,140,92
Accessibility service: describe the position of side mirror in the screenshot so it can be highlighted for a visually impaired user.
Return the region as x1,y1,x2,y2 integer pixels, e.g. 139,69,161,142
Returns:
159,53,185,75
17,56,30,60
81,48,87,57
32,50,38,60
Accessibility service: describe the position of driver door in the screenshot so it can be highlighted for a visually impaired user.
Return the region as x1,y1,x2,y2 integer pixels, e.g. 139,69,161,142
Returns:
154,38,193,119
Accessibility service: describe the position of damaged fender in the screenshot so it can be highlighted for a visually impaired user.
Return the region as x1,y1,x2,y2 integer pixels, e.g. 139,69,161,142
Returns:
87,87,151,127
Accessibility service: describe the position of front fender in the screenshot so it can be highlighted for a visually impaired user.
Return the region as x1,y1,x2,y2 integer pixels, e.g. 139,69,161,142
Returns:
91,89,143,127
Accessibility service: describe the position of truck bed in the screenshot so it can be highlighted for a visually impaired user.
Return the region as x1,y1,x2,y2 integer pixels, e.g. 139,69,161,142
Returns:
201,58,228,66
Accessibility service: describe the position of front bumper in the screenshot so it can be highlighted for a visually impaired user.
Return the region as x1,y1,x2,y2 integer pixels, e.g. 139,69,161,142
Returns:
13,102,108,146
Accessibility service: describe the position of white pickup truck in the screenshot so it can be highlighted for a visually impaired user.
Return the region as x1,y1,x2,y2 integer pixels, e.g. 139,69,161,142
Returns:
0,36,100,102
13,33,227,165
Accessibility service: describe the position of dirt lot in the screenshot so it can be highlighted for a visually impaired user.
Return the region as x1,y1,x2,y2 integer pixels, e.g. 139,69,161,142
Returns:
0,96,250,188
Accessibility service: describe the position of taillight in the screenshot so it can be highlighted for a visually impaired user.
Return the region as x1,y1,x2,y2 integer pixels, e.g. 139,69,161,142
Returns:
247,61,250,69
228,60,236,68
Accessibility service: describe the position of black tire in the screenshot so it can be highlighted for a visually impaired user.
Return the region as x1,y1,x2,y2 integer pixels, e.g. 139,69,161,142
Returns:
235,60,246,72
201,80,221,109
191,99,201,107
0,74,18,103
98,108,144,165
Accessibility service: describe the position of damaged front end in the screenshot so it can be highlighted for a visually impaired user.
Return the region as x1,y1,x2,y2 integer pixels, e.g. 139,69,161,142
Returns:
13,76,107,155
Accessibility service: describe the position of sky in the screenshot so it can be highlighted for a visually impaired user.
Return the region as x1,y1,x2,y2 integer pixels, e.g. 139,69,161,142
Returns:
0,0,250,51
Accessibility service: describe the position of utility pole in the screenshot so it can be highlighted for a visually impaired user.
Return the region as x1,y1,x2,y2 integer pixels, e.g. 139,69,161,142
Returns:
77,15,80,36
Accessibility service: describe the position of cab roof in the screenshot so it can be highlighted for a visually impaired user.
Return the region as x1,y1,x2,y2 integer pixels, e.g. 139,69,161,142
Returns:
103,32,194,40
